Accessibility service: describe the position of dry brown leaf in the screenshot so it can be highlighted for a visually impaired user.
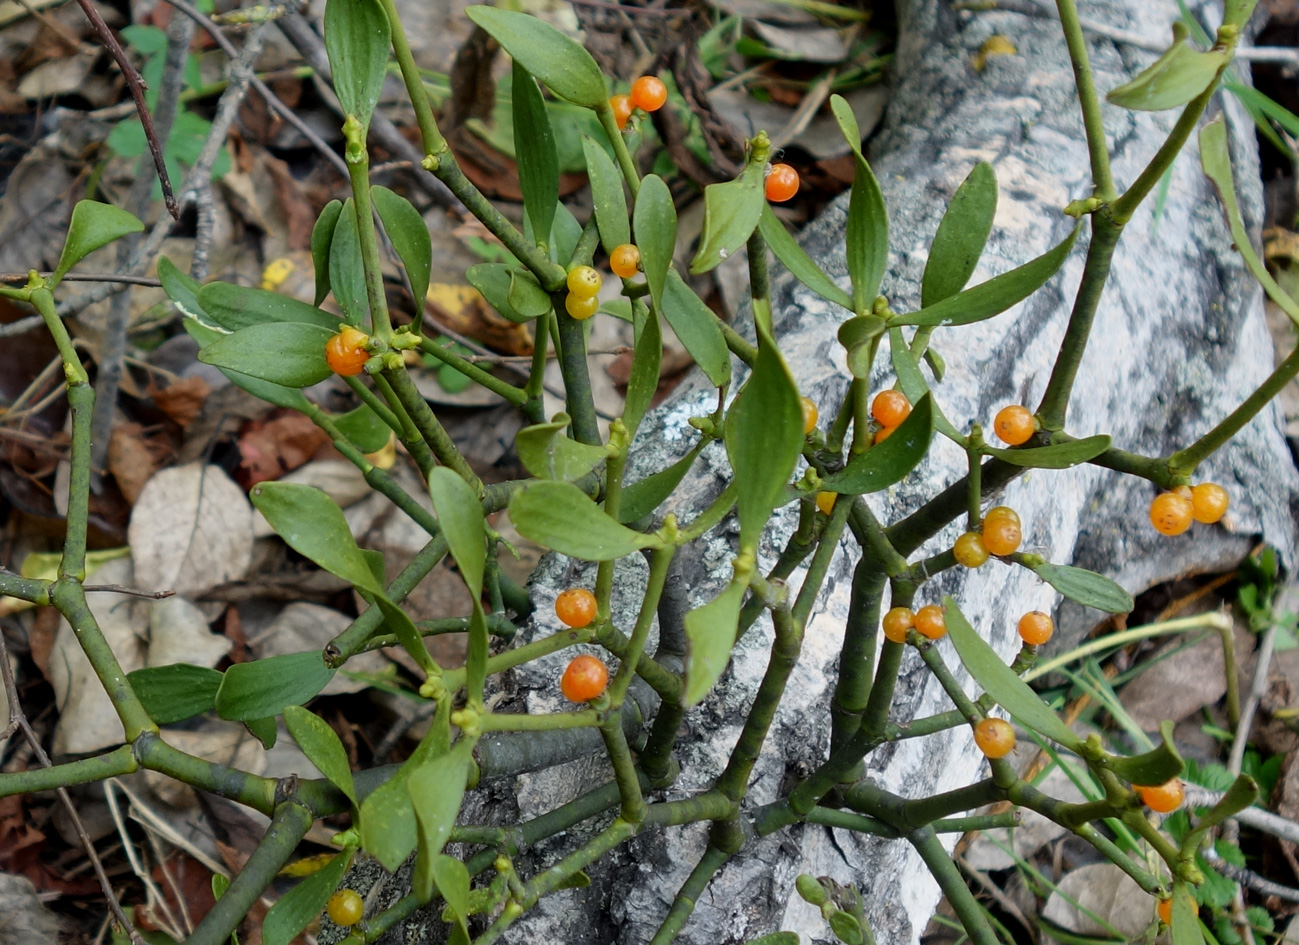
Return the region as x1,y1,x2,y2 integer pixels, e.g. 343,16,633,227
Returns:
1041,863,1155,944
237,411,333,487
109,422,160,505
152,375,213,428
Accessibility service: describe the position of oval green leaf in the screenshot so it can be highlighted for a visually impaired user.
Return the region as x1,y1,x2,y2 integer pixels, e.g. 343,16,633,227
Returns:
516,413,608,482
284,704,357,806
894,224,1080,328
311,199,344,306
465,6,606,107
837,314,887,380
466,263,527,322
428,467,486,599
689,159,765,275
262,848,354,945
621,301,661,441
431,853,471,943
214,651,336,721
197,282,341,332
982,435,1111,469
409,740,472,902
845,152,888,311
51,200,144,287
634,174,676,312
683,575,746,707
582,135,630,253
323,0,390,127
156,256,206,323
1107,25,1228,112
943,597,1084,752
661,270,730,387
507,268,552,319
250,481,383,594
1030,563,1134,614
373,185,432,307
921,161,998,307
822,393,934,494
512,61,559,246
509,480,661,560
619,439,706,524
329,202,368,326
758,204,853,311
1170,883,1203,945
198,321,337,388
127,663,222,725
333,403,392,453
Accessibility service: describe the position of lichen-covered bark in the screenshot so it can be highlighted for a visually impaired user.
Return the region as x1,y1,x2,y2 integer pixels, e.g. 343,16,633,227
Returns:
334,1,1299,943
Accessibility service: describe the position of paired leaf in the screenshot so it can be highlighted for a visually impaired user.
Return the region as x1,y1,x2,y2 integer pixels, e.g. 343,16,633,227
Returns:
509,480,662,560
198,322,337,388
197,283,341,332
323,0,391,127
409,741,473,901
634,175,677,313
512,62,559,244
1029,562,1134,614
507,269,552,318
333,403,392,453
329,202,369,325
373,186,432,306
51,200,144,286
214,651,336,721
845,151,888,311
621,302,661,440
921,162,997,307
361,707,447,870
582,136,630,253
1106,720,1184,787
689,158,766,275
284,704,357,806
465,7,606,107
982,435,1111,469
431,854,471,945
516,414,608,482
821,393,934,494
1107,24,1228,112
428,467,487,599
619,439,706,524
945,598,1084,751
156,256,205,322
127,663,222,724
757,205,853,311
262,848,354,945
251,482,384,594
837,313,887,379
311,199,344,305
660,271,730,387
683,575,746,707
888,327,963,443
893,224,1080,327
466,264,528,323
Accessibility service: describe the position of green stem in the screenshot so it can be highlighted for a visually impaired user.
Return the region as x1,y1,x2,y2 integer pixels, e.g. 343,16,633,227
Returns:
0,744,137,796
138,734,279,813
966,433,983,528
898,778,1003,829
886,458,1020,557
478,709,601,731
417,335,529,406
595,432,629,620
908,825,1000,945
596,101,641,197
0,570,50,604
356,612,516,652
440,627,591,692
372,372,437,478
600,711,647,822
791,492,850,627
596,621,683,702
829,552,887,751
1053,0,1116,200
344,139,393,341
860,640,904,738
647,846,731,945
525,310,551,411
748,228,772,335
381,366,484,494
608,545,674,707
556,305,602,445
342,374,405,434
718,318,759,367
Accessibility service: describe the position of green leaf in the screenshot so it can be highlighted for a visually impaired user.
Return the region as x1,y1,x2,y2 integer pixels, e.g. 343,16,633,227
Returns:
409,741,472,901
893,225,1080,327
725,328,804,552
245,715,278,748
1170,883,1204,945
1107,24,1228,112
127,663,222,724
465,7,606,107
689,159,765,275
507,268,552,319
828,911,864,945
509,480,662,560
428,467,486,599
333,403,392,453
311,199,344,306
51,200,144,287
551,203,582,266
757,205,853,311
744,935,800,945
284,705,357,806
262,849,354,945
466,264,528,322
661,270,731,387
619,439,706,523
1106,720,1184,787
431,854,471,944
198,321,336,388
921,162,997,307
323,0,390,127
1030,563,1134,614
582,135,630,253
683,575,746,707
329,202,368,326
887,327,963,443
822,393,934,494
1184,773,1258,840
622,303,661,441
372,186,432,307
845,152,888,311
156,256,205,323
634,174,677,314
196,283,341,332
511,62,559,246
943,597,1084,751
360,710,450,870
516,414,609,482
982,435,1111,469
214,651,336,721
837,314,887,380
250,482,384,594
830,94,861,153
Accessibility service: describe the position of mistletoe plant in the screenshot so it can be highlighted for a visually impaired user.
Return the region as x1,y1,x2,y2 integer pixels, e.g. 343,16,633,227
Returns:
0,0,1287,943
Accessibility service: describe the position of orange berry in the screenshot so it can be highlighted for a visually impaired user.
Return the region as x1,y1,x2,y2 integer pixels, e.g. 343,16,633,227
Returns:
1017,611,1054,646
1190,483,1229,524
609,243,641,278
630,76,667,112
816,491,836,515
555,588,598,628
566,265,602,298
325,326,370,376
765,163,800,203
565,293,599,320
1136,778,1184,814
327,889,364,926
799,397,819,435
973,718,1015,759
1149,491,1193,536
1157,898,1173,926
882,607,914,643
871,390,911,428
561,654,609,702
993,405,1036,446
953,532,989,568
914,604,946,640
874,425,895,444
982,515,1022,556
983,505,1020,528
610,94,633,130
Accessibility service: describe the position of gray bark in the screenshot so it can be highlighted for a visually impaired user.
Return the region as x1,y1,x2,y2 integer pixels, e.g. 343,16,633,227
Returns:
332,1,1299,943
